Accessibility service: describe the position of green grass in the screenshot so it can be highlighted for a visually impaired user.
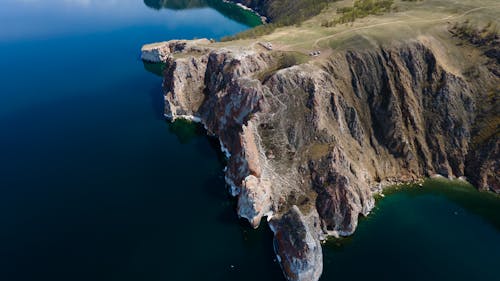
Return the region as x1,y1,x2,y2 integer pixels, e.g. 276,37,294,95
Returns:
222,23,281,41
221,0,337,41
321,0,394,27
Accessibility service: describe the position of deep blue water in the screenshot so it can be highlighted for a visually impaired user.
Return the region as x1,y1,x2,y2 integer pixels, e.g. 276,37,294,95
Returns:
0,1,498,281
0,1,281,281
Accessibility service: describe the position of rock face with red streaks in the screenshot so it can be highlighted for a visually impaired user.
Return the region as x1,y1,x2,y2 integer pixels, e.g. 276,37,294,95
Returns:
269,205,323,281
142,36,499,281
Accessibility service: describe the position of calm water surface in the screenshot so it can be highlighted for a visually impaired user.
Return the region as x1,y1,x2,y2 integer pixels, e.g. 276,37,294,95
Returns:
323,179,500,281
0,1,498,281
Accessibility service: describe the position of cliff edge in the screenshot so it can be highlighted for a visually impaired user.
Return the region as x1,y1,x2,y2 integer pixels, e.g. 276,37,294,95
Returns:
141,1,499,280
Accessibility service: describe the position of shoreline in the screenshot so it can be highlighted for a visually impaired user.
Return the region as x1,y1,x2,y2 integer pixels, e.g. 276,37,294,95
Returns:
223,0,268,24
141,1,500,276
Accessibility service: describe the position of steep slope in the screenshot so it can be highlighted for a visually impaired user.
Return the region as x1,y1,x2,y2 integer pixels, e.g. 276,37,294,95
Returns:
141,34,499,280
140,1,500,280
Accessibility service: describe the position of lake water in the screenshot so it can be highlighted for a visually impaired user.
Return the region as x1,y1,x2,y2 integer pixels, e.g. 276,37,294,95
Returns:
0,1,498,281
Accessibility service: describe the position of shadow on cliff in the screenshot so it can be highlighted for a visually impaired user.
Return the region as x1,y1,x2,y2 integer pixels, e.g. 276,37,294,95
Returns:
143,0,262,28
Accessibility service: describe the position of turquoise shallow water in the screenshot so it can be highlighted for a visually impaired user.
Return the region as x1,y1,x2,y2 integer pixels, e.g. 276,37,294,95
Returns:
323,179,500,280
0,1,498,281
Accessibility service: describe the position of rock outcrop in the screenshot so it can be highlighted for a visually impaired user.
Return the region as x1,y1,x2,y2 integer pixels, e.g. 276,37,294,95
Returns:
142,37,499,280
141,39,212,63
269,206,323,281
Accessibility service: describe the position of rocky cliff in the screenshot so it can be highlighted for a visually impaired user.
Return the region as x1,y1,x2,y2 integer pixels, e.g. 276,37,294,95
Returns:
141,37,499,280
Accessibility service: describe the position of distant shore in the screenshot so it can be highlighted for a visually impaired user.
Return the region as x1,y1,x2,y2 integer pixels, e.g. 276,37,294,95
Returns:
223,0,267,24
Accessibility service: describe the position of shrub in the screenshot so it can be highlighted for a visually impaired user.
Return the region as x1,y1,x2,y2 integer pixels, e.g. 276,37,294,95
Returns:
222,0,337,41
322,0,394,27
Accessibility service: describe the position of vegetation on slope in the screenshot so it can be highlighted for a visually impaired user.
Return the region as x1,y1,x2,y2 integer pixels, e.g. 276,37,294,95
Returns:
321,0,394,27
450,20,499,48
222,0,336,41
449,20,500,147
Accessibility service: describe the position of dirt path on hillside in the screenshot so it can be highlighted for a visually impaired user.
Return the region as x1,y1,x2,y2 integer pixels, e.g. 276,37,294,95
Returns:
307,4,500,49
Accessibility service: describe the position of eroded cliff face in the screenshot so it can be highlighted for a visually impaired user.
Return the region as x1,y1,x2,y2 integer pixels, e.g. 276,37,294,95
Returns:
142,38,499,281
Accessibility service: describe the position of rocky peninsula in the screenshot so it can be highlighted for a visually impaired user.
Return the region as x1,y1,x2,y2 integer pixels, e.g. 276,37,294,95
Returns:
141,1,499,280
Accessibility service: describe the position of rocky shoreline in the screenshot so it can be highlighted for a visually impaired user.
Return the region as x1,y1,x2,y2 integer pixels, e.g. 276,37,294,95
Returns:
141,37,499,281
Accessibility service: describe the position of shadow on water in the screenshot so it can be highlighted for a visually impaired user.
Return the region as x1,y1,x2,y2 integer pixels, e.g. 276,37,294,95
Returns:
201,171,229,198
164,119,284,280
147,84,166,120
142,61,165,78
144,0,262,28
167,118,228,164
167,119,207,144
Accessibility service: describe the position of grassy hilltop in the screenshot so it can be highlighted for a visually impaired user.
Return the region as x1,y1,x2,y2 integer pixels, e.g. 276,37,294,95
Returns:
219,0,499,52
